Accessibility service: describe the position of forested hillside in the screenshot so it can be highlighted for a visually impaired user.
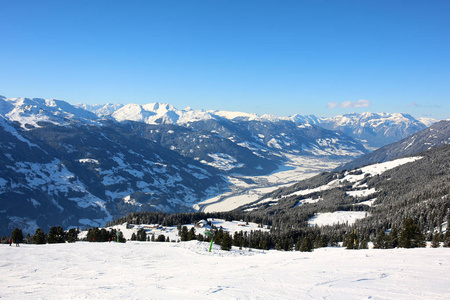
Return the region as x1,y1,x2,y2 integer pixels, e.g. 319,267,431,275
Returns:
110,145,450,250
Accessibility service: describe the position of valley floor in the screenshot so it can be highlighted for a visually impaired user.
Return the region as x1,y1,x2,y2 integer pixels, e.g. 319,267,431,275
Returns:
1,241,449,299
195,156,343,212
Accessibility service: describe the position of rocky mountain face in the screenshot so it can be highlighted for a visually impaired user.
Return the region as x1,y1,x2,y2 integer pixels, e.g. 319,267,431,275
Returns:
336,120,450,171
0,96,437,234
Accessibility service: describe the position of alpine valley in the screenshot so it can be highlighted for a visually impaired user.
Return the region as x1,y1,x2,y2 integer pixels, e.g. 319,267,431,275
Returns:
0,96,443,235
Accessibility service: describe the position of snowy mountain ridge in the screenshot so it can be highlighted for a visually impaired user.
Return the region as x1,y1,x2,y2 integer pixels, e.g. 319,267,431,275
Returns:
1,96,435,150
0,97,101,129
78,100,436,149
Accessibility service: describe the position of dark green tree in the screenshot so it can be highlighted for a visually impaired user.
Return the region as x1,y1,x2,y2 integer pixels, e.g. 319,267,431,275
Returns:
180,226,189,241
443,230,450,247
137,229,147,241
343,232,356,249
47,226,58,244
157,234,166,242
67,228,78,243
373,230,388,249
387,227,399,248
431,233,441,248
359,237,369,249
47,226,66,243
300,236,314,252
11,228,24,244
187,227,196,241
221,231,232,251
398,218,426,248
33,228,46,244
197,233,204,242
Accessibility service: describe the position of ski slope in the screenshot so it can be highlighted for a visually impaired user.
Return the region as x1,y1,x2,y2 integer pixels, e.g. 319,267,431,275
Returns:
1,242,449,299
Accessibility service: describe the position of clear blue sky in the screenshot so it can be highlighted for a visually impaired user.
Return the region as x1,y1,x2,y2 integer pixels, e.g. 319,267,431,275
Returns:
1,0,449,119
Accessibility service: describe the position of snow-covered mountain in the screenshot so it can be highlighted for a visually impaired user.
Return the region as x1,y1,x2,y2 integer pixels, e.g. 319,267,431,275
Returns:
78,101,435,150
0,96,439,234
336,120,450,171
308,112,433,150
1,97,100,128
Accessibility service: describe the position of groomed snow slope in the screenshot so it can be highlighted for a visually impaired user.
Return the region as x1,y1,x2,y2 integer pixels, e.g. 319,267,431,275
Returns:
2,242,449,299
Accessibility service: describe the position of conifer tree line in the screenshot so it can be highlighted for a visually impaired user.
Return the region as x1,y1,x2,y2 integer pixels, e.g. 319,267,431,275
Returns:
1,226,80,245
104,210,450,251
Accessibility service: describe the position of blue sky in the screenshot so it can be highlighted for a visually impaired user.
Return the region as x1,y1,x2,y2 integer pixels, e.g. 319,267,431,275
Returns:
0,1,449,119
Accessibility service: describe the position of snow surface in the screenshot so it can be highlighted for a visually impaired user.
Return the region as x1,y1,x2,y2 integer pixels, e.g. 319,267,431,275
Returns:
308,211,368,226
1,242,449,299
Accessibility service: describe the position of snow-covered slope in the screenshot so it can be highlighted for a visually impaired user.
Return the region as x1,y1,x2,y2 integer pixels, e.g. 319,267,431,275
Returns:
1,242,449,299
1,97,99,129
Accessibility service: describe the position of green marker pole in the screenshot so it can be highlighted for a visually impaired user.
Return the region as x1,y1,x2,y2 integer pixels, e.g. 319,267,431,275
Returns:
209,238,214,252
205,229,214,252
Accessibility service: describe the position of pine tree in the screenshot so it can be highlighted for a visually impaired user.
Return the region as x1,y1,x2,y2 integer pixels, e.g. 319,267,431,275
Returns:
399,218,426,248
47,226,58,244
67,228,78,243
137,229,147,241
343,232,355,249
187,227,196,241
300,236,314,252
221,231,232,251
359,238,369,249
33,228,46,244
388,227,399,248
180,226,188,241
373,230,388,249
11,228,24,244
431,233,441,248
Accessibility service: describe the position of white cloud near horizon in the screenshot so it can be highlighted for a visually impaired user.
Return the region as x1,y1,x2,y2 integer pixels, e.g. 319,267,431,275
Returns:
327,99,371,109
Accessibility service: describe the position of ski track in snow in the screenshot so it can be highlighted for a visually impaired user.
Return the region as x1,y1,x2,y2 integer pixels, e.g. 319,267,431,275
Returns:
1,242,449,299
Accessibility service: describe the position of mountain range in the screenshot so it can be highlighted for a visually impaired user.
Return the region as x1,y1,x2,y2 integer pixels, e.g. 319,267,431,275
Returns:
77,101,433,150
0,96,443,234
